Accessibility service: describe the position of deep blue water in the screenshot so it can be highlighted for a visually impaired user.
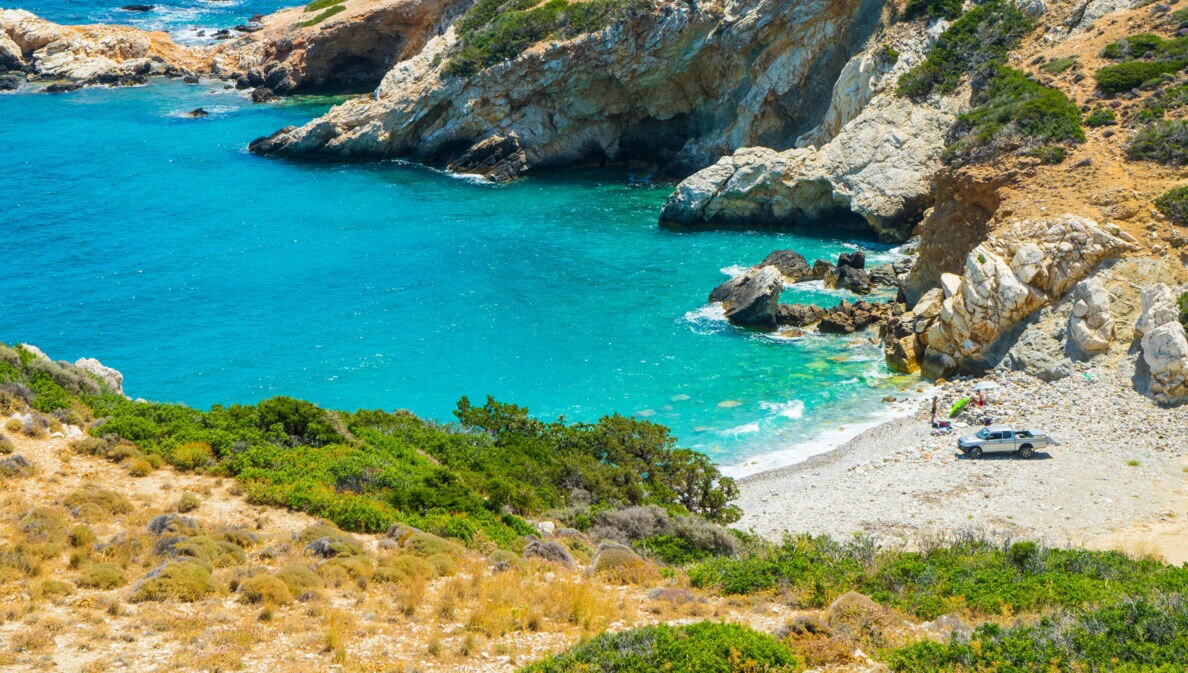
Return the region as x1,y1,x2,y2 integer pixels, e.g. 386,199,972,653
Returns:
1,1,918,473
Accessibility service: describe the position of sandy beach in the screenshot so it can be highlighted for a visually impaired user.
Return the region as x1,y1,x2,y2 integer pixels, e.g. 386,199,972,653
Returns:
736,358,1188,562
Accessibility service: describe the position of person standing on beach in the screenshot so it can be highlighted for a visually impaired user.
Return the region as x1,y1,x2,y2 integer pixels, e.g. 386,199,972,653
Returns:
931,396,939,425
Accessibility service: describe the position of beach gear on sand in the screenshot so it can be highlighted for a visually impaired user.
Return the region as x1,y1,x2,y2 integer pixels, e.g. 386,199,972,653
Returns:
949,397,971,418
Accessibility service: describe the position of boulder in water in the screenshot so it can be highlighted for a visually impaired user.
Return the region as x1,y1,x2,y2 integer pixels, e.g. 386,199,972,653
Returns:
760,249,811,281
715,266,783,329
119,5,156,11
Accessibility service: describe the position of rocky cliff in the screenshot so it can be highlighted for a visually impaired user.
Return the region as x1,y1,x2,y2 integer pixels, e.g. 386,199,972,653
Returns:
657,15,962,240
249,0,887,178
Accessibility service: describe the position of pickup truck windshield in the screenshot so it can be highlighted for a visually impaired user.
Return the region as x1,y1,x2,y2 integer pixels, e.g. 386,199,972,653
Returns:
976,428,992,439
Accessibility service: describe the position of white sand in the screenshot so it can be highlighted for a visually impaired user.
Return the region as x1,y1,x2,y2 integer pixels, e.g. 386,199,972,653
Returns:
735,361,1188,560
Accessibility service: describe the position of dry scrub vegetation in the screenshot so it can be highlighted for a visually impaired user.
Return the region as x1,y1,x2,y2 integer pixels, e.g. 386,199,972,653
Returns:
0,420,812,673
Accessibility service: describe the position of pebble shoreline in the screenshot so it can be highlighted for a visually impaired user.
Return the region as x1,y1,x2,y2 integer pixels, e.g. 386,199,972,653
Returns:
735,357,1188,551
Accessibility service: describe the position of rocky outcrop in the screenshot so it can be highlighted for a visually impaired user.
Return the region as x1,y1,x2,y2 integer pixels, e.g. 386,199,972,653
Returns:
1134,283,1188,403
817,299,890,334
823,251,871,294
250,0,887,178
902,170,1004,304
917,215,1135,378
74,357,125,396
0,9,199,86
214,0,469,94
657,15,963,239
1066,279,1114,357
1069,0,1150,30
759,250,812,282
710,266,783,329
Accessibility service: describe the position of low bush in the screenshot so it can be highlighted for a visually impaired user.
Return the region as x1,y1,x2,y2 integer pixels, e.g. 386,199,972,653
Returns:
170,442,213,470
77,562,126,589
19,507,67,542
903,0,962,21
0,433,13,454
175,492,201,513
946,66,1084,164
689,534,1188,619
1096,60,1185,93
299,4,345,27
1155,185,1188,225
275,564,323,596
519,622,801,672
158,535,245,567
1138,82,1188,122
1127,119,1188,165
375,554,434,583
1026,144,1068,164
1039,57,1077,74
897,0,1032,98
887,595,1188,672
1084,107,1117,127
238,573,293,605
65,487,134,520
1178,291,1188,328
67,524,97,548
36,578,76,599
128,458,153,477
132,561,217,602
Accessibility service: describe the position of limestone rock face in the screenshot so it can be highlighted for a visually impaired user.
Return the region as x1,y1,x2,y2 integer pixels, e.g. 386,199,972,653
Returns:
0,31,23,70
74,357,125,396
920,215,1134,378
1067,279,1113,357
250,0,888,179
1141,322,1188,403
1134,284,1178,338
0,9,196,85
1070,0,1149,30
715,266,784,329
215,0,469,94
658,16,963,239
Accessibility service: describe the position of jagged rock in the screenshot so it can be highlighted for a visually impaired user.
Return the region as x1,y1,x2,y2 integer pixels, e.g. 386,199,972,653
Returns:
716,266,784,329
250,0,888,179
148,514,198,536
776,303,827,327
868,263,897,287
74,357,124,395
1070,0,1150,30
825,264,872,294
1134,283,1178,338
447,133,528,183
1016,0,1047,17
760,250,812,282
810,259,834,280
216,0,469,95
120,5,155,11
1141,321,1188,402
1067,279,1113,357
522,539,574,568
818,300,884,334
921,215,1134,378
882,314,923,373
0,72,20,90
250,86,275,102
0,31,23,70
185,107,207,117
838,251,865,269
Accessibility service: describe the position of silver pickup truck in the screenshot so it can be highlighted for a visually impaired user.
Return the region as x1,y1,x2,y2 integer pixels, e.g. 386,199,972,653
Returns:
957,424,1051,459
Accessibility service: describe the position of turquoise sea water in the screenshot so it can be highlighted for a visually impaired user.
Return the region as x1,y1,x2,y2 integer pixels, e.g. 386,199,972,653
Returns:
1,2,916,473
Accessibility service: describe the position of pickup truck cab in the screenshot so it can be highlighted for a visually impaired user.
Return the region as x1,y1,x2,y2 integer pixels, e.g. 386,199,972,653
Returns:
957,424,1050,459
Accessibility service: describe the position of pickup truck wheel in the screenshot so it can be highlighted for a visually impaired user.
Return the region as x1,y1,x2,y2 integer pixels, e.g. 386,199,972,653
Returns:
968,446,983,459
1018,444,1034,459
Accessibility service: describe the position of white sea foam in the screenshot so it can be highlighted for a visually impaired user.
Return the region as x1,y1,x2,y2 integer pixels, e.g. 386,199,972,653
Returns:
720,264,749,277
719,393,927,479
719,422,760,436
760,399,805,419
682,303,726,324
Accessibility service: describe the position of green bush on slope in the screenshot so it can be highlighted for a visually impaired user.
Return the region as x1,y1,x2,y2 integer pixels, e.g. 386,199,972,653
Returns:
519,622,801,673
1096,33,1188,94
1127,119,1188,165
687,534,1188,619
1155,184,1188,225
0,342,739,550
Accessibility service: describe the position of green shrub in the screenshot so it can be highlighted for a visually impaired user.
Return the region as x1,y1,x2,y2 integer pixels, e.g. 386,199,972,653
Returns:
1096,60,1185,93
1026,144,1068,164
1155,185,1188,225
1178,291,1188,328
903,0,962,21
132,561,217,602
1039,57,1077,74
947,66,1084,164
304,0,343,11
299,4,346,27
275,564,323,596
444,0,649,77
1084,107,1117,127
175,493,201,513
1138,82,1188,122
689,534,1188,619
36,578,76,599
1127,120,1188,165
77,562,126,589
375,554,434,583
887,595,1188,672
238,573,294,604
128,458,153,477
519,622,801,672
170,442,213,470
19,507,66,542
0,433,13,454
897,0,1033,98
160,535,245,567
880,44,900,65
67,524,97,548
64,488,133,519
